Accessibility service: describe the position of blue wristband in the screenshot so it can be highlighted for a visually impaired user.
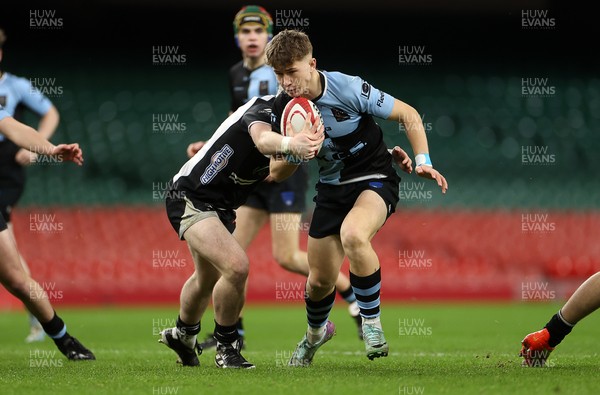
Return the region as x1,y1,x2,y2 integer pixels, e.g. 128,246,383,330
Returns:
415,153,432,167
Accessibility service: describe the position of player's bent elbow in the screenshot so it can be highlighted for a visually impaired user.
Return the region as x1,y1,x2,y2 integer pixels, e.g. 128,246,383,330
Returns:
269,159,298,182
268,169,287,183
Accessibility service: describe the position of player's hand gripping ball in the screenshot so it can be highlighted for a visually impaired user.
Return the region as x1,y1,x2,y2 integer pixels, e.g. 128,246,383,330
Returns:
281,97,324,155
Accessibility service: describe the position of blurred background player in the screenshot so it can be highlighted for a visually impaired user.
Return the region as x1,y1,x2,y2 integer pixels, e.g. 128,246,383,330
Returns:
265,30,447,365
0,28,61,343
159,96,323,368
520,272,600,367
0,107,94,360
187,6,362,351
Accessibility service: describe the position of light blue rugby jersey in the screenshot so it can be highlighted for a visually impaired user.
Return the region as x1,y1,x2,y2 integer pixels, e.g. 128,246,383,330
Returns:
0,72,52,142
247,65,278,101
0,106,9,121
229,61,279,111
272,70,397,185
316,71,395,137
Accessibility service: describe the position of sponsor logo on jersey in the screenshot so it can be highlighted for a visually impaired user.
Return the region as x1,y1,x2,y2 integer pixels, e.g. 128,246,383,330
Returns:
361,82,371,99
259,107,272,117
331,107,350,122
200,144,234,185
376,91,385,107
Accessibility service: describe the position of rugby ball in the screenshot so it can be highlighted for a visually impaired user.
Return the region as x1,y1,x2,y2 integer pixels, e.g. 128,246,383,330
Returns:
280,97,323,154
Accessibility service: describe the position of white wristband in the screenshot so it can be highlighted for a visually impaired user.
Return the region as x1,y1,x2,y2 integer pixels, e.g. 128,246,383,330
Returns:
415,153,432,167
280,136,292,154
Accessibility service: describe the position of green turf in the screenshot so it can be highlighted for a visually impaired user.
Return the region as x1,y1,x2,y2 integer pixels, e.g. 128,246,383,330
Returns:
1,303,599,394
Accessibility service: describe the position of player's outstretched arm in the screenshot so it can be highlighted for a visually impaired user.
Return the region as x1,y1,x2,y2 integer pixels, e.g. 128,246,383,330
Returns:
15,105,61,166
0,116,83,166
416,165,447,193
388,99,448,193
51,143,84,166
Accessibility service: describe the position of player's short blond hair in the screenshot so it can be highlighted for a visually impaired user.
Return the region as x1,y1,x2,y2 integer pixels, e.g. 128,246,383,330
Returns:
266,30,312,71
0,29,6,49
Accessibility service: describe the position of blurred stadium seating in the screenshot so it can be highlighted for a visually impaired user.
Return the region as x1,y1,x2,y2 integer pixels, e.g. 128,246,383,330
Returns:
16,71,600,207
1,207,598,309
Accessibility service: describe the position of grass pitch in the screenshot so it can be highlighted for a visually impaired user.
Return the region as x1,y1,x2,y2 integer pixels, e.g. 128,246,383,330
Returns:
0,303,599,394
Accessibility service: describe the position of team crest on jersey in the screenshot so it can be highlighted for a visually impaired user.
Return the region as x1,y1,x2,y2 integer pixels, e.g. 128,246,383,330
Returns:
0,96,6,107
200,144,234,185
331,107,350,122
259,81,270,95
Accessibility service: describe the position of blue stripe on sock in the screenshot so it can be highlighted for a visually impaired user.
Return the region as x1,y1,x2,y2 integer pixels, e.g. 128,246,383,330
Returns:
344,293,357,303
352,283,381,296
357,297,380,311
49,325,67,339
361,311,381,319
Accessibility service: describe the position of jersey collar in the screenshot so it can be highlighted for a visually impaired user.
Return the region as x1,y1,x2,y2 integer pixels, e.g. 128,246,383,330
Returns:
312,70,327,103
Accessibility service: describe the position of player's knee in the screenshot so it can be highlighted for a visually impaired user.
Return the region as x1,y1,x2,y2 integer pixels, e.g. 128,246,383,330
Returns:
340,227,368,254
223,256,249,285
307,276,335,293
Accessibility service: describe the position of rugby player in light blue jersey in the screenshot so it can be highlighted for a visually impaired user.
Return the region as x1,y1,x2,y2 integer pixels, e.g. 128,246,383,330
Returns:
0,28,61,343
0,107,94,361
186,6,362,352
266,30,447,366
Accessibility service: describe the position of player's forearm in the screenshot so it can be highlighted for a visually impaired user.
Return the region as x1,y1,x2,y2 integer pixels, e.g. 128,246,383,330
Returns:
403,120,429,156
398,105,429,156
37,106,60,140
0,117,56,154
390,100,430,157
254,129,287,156
249,122,285,155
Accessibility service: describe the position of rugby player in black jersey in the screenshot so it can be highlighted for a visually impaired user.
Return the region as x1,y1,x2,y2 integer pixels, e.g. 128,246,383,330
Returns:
160,95,324,368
